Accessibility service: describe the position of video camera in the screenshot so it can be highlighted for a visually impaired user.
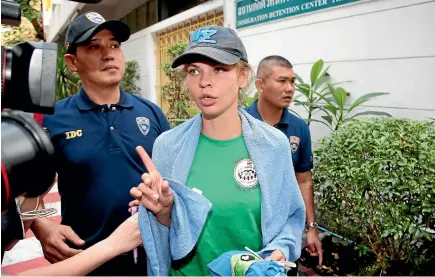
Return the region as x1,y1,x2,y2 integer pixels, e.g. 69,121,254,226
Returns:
1,0,59,213
1,0,59,259
1,0,102,259
1,0,58,214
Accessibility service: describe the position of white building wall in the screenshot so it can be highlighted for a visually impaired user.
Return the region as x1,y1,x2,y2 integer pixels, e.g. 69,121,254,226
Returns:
121,31,155,102
231,0,435,141
46,1,86,42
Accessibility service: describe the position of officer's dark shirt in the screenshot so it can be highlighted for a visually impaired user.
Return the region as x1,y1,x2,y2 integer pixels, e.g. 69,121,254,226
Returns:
42,88,170,275
245,99,313,172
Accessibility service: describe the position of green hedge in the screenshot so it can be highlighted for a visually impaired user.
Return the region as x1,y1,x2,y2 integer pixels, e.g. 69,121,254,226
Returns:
313,118,435,275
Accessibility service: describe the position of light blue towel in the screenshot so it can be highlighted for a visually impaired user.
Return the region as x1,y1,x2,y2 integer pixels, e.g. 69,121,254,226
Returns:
245,261,287,276
208,250,287,276
138,108,306,276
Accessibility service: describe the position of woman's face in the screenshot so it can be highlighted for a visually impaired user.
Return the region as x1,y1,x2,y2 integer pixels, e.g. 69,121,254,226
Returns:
186,60,248,120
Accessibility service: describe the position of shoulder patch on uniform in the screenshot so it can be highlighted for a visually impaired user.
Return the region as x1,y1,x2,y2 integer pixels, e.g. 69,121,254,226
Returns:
136,117,150,136
290,136,300,153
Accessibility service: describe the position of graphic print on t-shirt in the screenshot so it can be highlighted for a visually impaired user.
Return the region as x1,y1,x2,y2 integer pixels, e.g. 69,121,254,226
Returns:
234,158,258,191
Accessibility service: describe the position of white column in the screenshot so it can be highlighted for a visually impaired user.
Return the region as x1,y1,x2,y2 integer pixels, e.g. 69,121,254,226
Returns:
145,32,157,104
224,0,237,29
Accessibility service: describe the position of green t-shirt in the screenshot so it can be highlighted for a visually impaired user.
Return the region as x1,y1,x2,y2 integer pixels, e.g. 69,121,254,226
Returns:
171,133,263,276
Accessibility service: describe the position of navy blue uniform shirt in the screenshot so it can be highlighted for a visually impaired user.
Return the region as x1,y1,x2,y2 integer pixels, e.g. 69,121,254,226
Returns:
245,99,313,172
43,87,170,248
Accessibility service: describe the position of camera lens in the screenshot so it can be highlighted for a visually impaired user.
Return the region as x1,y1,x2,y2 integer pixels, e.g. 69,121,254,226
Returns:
1,46,13,98
1,110,56,209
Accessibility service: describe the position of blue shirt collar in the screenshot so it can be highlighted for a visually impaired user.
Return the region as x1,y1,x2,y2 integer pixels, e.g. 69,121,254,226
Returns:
75,87,134,111
247,99,290,126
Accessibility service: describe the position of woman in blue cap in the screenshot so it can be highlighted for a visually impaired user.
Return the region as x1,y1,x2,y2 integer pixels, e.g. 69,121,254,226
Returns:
130,25,305,276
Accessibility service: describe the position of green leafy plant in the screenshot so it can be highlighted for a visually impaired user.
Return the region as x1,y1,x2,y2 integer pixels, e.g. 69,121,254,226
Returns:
293,59,335,125
314,118,435,275
316,85,391,130
121,60,141,94
242,92,258,107
56,47,81,101
294,59,391,130
18,0,41,22
160,42,193,123
1,18,38,46
17,0,44,40
1,0,43,47
239,75,258,107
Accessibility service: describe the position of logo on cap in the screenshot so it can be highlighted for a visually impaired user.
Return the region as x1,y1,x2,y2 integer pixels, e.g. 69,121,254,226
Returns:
85,12,105,24
192,27,217,44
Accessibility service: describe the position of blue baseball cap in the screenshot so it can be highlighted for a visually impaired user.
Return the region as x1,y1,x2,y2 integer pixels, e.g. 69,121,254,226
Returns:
171,25,248,68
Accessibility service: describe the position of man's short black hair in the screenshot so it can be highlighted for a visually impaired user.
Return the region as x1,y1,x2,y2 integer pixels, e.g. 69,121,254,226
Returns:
257,55,293,79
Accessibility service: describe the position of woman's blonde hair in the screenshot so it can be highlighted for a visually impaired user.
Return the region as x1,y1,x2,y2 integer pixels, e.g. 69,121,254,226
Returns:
235,60,253,77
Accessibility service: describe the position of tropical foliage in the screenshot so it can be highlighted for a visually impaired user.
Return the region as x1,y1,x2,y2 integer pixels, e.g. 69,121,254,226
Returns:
294,59,391,130
314,118,435,275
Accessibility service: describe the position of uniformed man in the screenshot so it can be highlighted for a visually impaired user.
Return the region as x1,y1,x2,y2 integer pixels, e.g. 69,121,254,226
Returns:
245,55,323,268
30,11,170,275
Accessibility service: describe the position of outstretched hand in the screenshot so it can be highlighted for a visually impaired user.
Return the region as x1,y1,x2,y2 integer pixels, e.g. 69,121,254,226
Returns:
130,146,173,226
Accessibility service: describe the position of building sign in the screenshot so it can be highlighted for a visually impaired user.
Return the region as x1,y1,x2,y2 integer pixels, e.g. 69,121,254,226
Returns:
236,0,361,29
